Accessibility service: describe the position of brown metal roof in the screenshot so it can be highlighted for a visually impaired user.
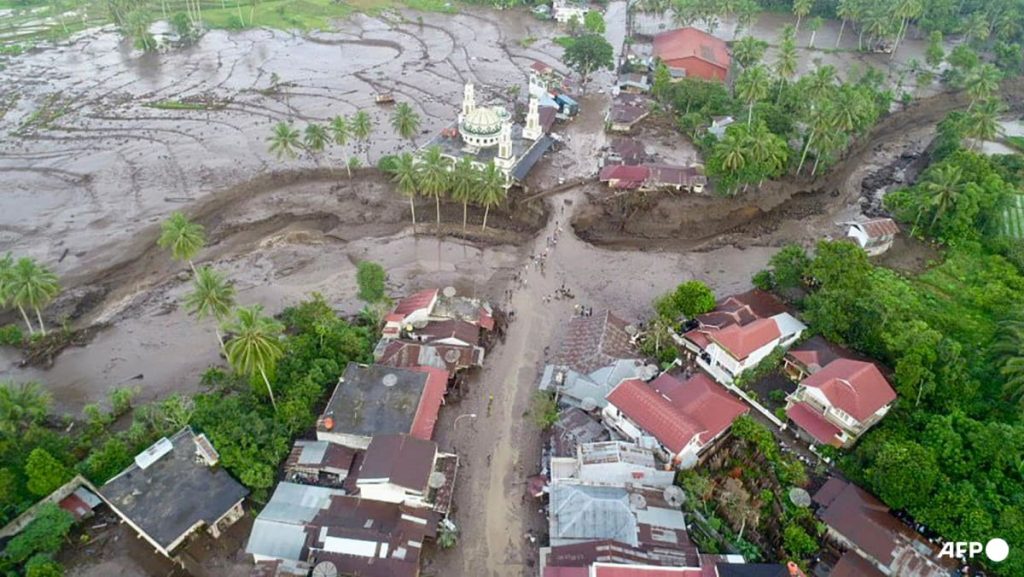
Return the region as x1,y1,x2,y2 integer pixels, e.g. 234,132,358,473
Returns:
831,551,886,577
858,218,900,239
357,434,436,492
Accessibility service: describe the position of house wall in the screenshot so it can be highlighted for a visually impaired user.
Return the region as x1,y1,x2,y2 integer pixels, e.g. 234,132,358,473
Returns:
316,431,371,450
357,482,426,507
601,404,646,442
706,339,779,379
664,57,727,82
578,461,675,487
790,386,894,447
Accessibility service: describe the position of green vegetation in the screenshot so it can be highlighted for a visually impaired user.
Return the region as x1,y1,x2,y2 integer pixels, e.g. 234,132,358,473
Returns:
530,390,559,429
562,33,614,89
653,280,716,320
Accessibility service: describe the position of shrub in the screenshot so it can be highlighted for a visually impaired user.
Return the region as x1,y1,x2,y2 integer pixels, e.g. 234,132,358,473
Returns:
0,324,24,346
25,448,70,497
4,504,74,563
654,280,716,321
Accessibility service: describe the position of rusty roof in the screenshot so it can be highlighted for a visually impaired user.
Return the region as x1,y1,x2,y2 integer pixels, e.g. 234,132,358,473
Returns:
550,311,638,375
652,27,730,70
831,551,886,577
856,218,900,239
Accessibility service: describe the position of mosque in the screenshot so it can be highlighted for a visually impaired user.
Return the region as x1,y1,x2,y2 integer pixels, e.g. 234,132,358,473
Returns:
423,83,557,187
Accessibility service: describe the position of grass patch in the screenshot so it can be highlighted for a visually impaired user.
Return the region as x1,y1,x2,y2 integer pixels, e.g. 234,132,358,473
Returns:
1007,135,1024,153
553,35,574,48
519,35,536,47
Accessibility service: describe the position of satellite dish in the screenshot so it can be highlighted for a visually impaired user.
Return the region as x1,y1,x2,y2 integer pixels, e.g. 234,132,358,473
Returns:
580,397,598,412
443,286,457,298
429,472,447,489
789,487,812,508
629,493,647,510
312,562,338,577
663,485,686,508
382,373,399,387
444,349,461,363
624,324,638,336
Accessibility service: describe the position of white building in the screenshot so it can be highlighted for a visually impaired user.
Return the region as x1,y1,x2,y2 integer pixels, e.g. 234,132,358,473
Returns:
553,0,588,24
845,218,899,256
550,441,675,487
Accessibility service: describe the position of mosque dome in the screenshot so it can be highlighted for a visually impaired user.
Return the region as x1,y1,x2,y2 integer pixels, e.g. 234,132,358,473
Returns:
461,107,504,136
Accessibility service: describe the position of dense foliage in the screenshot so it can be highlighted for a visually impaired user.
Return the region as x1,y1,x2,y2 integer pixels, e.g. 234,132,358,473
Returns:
654,280,717,320
757,238,1024,574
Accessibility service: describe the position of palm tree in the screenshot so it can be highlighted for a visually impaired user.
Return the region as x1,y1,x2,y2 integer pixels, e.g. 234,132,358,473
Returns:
267,121,301,159
797,102,836,175
391,102,422,148
963,98,1004,149
736,65,770,126
450,157,478,232
735,0,758,35
890,0,923,58
352,111,373,163
184,265,236,350
835,0,855,48
7,258,59,336
919,164,963,229
995,315,1024,406
303,123,329,164
330,115,352,176
732,36,766,69
418,146,450,234
477,162,506,231
718,130,748,173
965,64,1002,110
745,122,788,182
222,305,284,411
774,26,797,97
157,212,206,273
792,0,811,32
0,381,51,434
807,16,823,48
389,152,420,230
805,64,838,102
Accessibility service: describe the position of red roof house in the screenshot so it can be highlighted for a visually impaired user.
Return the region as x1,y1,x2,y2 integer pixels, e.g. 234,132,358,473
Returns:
786,359,896,448
603,372,748,468
653,27,731,82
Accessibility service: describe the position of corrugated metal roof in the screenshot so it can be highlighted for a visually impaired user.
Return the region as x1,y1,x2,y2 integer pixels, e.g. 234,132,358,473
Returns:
549,483,637,546
246,482,347,562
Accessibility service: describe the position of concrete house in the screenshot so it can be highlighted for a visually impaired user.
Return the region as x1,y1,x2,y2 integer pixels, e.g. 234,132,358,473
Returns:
679,290,806,384
602,372,748,468
652,27,731,82
549,441,675,488
352,434,458,515
785,358,896,448
317,363,448,449
98,427,248,558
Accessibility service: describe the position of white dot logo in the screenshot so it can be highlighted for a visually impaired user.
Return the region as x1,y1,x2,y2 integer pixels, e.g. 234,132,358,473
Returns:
986,538,1010,562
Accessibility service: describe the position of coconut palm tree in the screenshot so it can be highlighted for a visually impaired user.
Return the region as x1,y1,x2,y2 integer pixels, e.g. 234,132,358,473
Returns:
963,98,1004,149
735,0,758,35
919,164,963,229
890,0,923,58
745,122,788,182
835,0,856,48
995,314,1024,406
732,36,767,69
805,64,838,102
7,258,59,336
797,102,836,175
0,381,51,435
418,146,450,234
718,130,748,173
736,65,770,126
303,123,329,164
389,152,420,230
352,110,373,163
184,265,236,350
157,212,206,273
774,26,798,97
391,102,422,148
807,16,823,48
965,64,1002,110
0,253,14,310
792,0,811,32
477,162,506,232
450,156,478,233
330,115,352,176
267,121,301,160
222,305,284,411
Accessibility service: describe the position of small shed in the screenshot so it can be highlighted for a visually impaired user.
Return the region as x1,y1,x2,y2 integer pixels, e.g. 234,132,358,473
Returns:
845,218,899,256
